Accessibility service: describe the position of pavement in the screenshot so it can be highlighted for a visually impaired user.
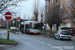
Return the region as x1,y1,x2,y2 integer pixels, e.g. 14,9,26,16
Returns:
71,36,75,42
0,30,75,50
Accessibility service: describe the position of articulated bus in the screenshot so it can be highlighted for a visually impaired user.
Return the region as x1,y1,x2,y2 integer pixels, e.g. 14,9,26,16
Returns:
20,21,41,34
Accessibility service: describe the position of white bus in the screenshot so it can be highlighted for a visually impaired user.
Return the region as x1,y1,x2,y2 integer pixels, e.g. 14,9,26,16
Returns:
20,21,41,34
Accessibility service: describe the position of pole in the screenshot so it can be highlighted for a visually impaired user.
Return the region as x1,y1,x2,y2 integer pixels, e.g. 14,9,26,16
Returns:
18,20,20,34
44,0,46,32
15,15,17,29
24,21,25,34
13,23,14,28
7,20,9,40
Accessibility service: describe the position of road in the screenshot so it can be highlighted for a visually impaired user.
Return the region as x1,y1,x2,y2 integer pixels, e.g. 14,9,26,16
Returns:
0,31,75,50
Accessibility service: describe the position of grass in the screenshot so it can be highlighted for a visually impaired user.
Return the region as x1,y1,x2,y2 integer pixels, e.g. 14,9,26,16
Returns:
41,30,50,32
40,30,55,37
41,30,55,33
0,29,10,31
0,38,16,43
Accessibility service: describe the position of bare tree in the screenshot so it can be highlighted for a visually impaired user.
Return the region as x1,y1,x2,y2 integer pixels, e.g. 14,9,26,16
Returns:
33,0,39,21
54,5,62,31
0,0,25,13
46,6,55,35
49,4,62,31
71,0,75,18
30,15,36,21
40,5,44,30
46,2,62,34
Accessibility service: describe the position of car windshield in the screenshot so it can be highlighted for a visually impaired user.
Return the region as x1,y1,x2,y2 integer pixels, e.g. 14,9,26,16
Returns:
62,31,70,35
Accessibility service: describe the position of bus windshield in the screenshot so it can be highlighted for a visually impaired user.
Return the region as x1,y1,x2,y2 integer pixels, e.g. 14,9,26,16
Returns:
33,23,41,30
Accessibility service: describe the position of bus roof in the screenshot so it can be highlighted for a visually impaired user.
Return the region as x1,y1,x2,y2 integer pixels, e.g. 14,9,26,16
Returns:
21,21,40,25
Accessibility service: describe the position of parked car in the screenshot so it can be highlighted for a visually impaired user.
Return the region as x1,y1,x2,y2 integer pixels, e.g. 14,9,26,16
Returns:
54,30,71,40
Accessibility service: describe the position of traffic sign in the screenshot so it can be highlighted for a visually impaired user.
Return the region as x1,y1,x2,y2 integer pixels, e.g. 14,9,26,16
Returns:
54,24,57,27
5,12,12,20
18,17,20,20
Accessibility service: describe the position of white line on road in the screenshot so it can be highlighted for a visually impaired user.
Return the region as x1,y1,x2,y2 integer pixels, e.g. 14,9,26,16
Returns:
48,44,51,46
59,49,63,50
37,40,40,42
41,42,45,43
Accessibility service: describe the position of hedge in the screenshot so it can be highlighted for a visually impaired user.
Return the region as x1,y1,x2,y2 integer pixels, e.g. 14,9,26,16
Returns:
0,26,6,29
61,27,75,30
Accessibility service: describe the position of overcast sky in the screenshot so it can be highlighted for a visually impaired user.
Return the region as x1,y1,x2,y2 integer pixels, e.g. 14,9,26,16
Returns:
11,0,45,20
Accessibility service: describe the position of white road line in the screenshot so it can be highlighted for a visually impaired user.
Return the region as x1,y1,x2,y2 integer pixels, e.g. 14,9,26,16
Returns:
48,44,51,46
41,42,45,43
37,40,40,42
60,49,63,50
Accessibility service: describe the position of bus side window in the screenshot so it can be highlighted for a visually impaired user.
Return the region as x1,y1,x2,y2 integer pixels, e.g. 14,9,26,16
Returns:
30,22,32,28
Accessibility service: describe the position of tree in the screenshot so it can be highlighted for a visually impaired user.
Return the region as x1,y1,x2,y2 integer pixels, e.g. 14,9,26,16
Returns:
46,1,62,34
30,15,36,21
54,5,62,31
49,3,62,31
33,0,39,21
71,0,75,18
0,0,25,13
40,5,44,30
46,6,55,35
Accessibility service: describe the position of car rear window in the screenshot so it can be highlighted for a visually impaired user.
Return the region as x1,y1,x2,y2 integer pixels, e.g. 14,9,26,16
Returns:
62,31,70,35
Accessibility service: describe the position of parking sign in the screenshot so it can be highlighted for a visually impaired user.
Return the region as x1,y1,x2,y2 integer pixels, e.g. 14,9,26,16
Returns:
54,24,57,27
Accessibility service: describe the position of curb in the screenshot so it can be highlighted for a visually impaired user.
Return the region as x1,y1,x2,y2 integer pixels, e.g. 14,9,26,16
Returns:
0,42,17,45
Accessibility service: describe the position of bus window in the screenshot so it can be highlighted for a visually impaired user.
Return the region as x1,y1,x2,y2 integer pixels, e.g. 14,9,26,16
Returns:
29,22,32,28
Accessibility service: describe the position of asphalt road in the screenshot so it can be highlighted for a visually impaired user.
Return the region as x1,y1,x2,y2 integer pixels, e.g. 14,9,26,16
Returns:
0,31,75,50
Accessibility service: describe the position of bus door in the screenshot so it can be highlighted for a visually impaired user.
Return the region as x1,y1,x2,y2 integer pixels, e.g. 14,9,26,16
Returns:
25,24,29,33
20,25,24,33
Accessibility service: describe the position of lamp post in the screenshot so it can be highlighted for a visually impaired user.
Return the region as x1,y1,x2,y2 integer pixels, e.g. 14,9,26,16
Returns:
41,14,43,30
44,0,46,32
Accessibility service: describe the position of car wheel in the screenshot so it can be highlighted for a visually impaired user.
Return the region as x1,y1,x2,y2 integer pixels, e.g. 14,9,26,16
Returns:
54,36,56,39
60,38,62,40
58,36,61,40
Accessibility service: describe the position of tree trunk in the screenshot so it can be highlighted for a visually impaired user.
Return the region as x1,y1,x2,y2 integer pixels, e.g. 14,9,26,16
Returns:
56,26,58,31
50,26,52,37
56,24,59,31
36,15,38,21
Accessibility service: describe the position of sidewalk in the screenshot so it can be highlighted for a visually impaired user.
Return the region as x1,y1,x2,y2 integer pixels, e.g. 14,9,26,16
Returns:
71,36,75,41
0,45,6,47
0,45,6,50
0,45,14,50
15,32,23,34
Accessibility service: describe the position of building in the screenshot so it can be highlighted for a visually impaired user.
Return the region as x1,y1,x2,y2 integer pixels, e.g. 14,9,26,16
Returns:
45,0,75,30
60,0,75,27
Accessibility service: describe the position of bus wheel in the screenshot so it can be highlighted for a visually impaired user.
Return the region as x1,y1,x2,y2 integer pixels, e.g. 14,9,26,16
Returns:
36,34,39,35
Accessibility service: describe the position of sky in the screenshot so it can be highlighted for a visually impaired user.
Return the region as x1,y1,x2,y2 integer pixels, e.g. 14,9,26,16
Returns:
9,0,45,20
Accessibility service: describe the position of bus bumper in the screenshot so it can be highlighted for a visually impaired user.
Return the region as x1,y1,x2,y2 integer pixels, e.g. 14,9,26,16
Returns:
29,31,40,34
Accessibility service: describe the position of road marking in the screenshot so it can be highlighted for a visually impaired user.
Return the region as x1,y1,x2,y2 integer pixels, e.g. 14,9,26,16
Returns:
48,44,51,46
41,42,45,43
37,40,40,42
60,49,63,50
